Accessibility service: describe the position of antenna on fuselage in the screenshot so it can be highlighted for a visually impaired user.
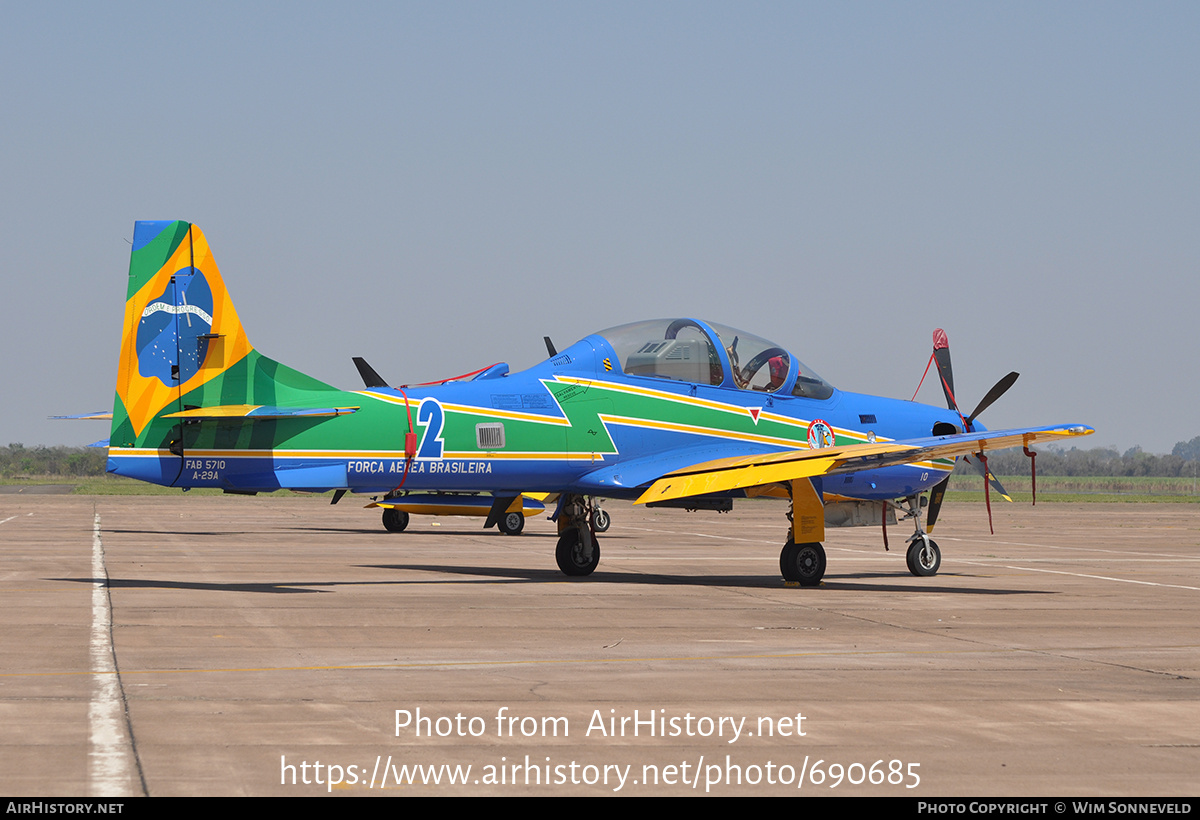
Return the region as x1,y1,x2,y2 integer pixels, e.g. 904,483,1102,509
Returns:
352,356,389,388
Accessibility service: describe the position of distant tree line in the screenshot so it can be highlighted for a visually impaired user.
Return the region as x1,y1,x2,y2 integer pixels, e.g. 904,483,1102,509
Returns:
956,440,1200,478
1,444,108,477
1171,435,1200,462
6,438,1200,480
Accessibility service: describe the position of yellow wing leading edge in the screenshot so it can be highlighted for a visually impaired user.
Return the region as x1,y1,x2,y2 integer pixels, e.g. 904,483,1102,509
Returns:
635,425,1094,505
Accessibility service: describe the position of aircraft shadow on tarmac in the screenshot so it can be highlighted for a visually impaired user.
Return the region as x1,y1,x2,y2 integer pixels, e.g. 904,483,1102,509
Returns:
358,563,1051,594
103,528,283,537
284,525,561,537
50,566,1053,596
53,577,335,594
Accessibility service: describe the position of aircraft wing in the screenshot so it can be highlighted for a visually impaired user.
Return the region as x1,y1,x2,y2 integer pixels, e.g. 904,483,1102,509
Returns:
635,424,1094,504
574,442,781,493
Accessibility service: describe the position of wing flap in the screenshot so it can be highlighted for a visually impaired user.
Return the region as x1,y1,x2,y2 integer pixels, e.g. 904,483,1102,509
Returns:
635,424,1093,504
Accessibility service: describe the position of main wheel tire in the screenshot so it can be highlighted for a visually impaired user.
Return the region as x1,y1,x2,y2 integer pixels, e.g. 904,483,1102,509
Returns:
780,538,826,586
906,537,941,577
382,508,409,533
555,527,600,576
498,510,525,535
591,508,611,533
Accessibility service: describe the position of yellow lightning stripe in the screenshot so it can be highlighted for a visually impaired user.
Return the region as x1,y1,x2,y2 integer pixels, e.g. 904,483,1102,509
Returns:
442,451,599,461
597,413,809,450
553,375,877,444
108,447,596,462
554,375,772,419
353,392,572,426
439,403,572,425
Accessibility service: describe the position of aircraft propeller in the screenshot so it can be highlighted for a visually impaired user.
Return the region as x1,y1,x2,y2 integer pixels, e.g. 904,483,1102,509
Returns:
925,329,1019,533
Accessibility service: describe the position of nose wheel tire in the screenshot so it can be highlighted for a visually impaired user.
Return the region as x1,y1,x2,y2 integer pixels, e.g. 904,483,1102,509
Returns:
590,508,611,533
906,537,941,577
780,538,826,586
555,527,600,576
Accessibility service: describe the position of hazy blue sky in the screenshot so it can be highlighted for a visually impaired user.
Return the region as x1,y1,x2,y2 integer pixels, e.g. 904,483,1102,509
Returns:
3,2,1196,453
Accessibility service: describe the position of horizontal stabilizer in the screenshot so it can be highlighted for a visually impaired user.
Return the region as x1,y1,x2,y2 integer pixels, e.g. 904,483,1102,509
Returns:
162,404,359,420
51,411,114,420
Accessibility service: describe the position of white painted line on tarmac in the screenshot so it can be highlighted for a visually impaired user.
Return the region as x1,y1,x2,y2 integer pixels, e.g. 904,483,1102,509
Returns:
620,525,775,545
988,563,1200,591
89,511,142,796
939,536,1199,560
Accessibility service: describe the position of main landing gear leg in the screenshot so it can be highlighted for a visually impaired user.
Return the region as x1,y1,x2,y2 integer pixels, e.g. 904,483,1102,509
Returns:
780,478,826,586
897,494,941,577
554,494,600,576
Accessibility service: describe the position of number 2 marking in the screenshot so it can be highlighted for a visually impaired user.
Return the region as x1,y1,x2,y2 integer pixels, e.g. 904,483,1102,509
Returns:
417,399,444,459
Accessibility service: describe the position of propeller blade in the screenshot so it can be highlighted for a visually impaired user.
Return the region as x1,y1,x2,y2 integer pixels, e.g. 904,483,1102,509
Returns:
966,455,1013,501
925,475,951,532
966,371,1019,426
352,356,389,388
931,328,958,412
922,332,1017,537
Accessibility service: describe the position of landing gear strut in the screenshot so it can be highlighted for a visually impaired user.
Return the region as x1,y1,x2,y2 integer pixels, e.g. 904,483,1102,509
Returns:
779,478,827,586
894,494,941,578
553,494,600,576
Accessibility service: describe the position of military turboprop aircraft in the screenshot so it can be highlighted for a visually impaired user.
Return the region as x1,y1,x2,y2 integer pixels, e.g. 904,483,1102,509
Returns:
102,220,1092,585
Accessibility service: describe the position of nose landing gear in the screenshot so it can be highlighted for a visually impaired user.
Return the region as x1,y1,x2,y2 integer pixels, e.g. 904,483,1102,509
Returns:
895,494,942,578
906,533,941,576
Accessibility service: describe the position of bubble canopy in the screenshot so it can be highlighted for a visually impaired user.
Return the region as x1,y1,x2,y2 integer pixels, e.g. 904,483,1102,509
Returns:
593,319,835,400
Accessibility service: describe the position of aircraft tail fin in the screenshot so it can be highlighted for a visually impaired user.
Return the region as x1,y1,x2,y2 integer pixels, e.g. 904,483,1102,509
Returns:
109,221,332,451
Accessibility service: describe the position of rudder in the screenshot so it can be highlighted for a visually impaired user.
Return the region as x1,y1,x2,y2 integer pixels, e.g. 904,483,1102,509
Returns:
111,221,254,448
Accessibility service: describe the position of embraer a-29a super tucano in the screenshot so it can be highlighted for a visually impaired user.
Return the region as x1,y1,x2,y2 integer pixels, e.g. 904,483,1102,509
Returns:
98,221,1092,586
